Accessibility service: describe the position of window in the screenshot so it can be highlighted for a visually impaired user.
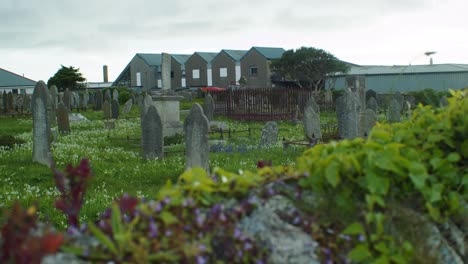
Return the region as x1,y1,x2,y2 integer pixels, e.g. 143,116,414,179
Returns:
192,69,200,79
249,67,258,76
219,68,228,78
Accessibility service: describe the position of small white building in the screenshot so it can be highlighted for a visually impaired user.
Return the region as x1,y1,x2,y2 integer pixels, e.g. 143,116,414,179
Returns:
0,68,37,94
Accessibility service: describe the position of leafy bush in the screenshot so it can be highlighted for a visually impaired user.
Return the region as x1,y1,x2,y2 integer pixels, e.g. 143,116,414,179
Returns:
407,88,451,106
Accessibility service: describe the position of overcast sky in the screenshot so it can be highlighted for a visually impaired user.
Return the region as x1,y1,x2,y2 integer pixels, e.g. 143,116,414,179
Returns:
1,0,467,82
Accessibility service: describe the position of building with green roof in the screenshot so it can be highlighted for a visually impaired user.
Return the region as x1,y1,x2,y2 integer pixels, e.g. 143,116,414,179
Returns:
211,49,248,88
328,64,468,92
0,68,37,94
185,52,218,88
240,47,285,88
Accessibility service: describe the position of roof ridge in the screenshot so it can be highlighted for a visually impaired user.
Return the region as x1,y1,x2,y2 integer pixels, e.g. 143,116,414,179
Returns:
0,67,37,83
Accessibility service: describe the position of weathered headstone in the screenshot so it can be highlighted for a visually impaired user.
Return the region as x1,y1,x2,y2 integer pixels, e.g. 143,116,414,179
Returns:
324,88,333,104
336,89,359,139
111,100,119,119
32,81,53,167
112,89,119,102
23,94,31,113
357,85,366,110
403,100,412,119
46,88,57,127
184,103,209,171
104,89,111,103
57,102,70,134
359,109,377,137
73,92,80,110
122,99,133,115
63,88,72,111
2,91,7,112
394,92,404,109
89,92,95,106
95,90,103,110
203,93,214,121
83,90,89,109
439,96,448,107
387,99,401,123
103,100,111,120
49,85,58,109
7,92,13,111
303,97,321,141
58,92,64,104
259,121,278,147
367,96,378,113
141,105,164,159
365,89,377,102
142,94,154,115
161,52,171,91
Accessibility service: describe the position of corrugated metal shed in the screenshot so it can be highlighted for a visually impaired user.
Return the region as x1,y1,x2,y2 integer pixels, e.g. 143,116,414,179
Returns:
0,68,36,87
329,64,468,92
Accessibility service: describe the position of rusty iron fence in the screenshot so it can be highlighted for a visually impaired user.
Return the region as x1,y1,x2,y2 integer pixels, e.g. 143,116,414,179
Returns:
209,88,335,121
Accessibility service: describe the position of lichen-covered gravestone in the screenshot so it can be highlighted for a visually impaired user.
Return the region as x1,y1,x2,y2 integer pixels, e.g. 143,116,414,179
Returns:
111,100,119,119
184,103,209,171
203,93,214,121
57,102,70,134
122,99,133,115
32,81,53,167
112,89,119,102
63,88,72,111
303,96,321,141
104,89,111,103
46,88,57,127
336,89,359,139
387,99,401,123
95,90,103,110
367,96,378,113
141,105,164,159
259,121,278,147
103,100,111,120
49,85,58,109
359,109,377,137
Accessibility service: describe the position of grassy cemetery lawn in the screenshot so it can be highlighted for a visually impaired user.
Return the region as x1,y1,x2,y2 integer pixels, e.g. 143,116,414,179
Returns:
0,103,316,227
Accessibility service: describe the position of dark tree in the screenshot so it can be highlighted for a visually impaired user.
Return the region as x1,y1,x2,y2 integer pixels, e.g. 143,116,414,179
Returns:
271,47,350,91
47,65,86,91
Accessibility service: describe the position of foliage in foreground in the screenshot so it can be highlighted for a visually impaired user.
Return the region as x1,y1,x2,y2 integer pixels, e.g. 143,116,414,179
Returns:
0,90,466,263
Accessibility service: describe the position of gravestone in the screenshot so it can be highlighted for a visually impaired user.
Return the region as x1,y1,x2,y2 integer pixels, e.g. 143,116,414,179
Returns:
7,92,13,111
89,92,95,106
142,94,154,115
303,97,321,141
46,88,57,127
161,53,171,91
137,94,143,107
259,121,278,147
394,92,404,109
57,102,70,134
111,100,119,119
83,90,89,109
141,105,164,159
58,92,64,104
203,93,214,121
387,99,401,123
367,96,378,113
80,93,87,109
359,109,376,137
63,88,72,110
32,81,53,167
336,89,359,139
357,85,366,110
324,88,333,104
73,92,80,109
103,100,111,120
104,89,111,103
366,89,377,102
112,89,119,102
95,90,103,110
439,96,448,107
1,91,6,112
122,99,133,115
403,100,412,119
184,103,209,171
23,94,31,113
49,85,58,109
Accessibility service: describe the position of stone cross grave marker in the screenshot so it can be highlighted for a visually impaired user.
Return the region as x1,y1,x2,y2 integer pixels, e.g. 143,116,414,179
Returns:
203,93,214,121
259,121,278,147
387,99,401,123
184,103,209,171
32,81,53,167
122,99,133,115
141,105,164,159
359,109,376,137
304,96,321,141
57,102,71,134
